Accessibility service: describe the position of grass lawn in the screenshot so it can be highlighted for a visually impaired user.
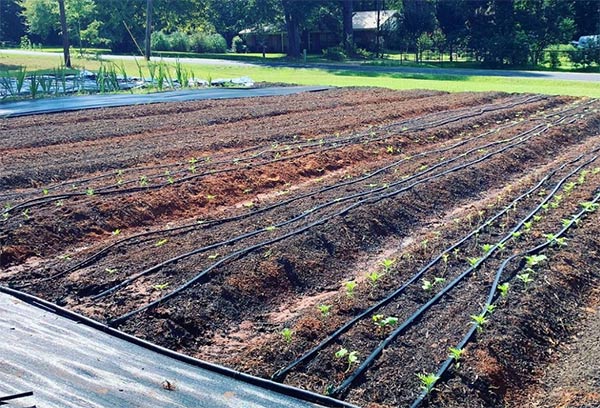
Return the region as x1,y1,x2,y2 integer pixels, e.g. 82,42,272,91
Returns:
1,51,599,98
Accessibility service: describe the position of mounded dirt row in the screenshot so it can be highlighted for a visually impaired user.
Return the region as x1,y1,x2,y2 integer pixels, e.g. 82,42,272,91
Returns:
1,89,599,408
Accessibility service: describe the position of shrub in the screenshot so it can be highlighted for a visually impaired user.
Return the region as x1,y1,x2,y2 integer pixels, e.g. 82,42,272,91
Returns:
323,46,347,61
190,33,227,53
151,30,170,51
232,35,246,53
168,31,191,52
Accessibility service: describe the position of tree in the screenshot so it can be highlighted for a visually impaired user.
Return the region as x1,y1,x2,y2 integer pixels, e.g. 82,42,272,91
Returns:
57,0,70,67
401,0,437,60
342,0,353,52
144,0,152,60
18,0,57,40
0,0,26,43
436,0,468,61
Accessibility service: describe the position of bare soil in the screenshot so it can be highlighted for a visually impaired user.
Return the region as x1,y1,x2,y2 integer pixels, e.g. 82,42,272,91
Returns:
1,88,599,408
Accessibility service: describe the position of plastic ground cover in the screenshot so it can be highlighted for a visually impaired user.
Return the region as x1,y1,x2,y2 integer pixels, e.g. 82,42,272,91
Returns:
0,289,355,408
0,86,330,118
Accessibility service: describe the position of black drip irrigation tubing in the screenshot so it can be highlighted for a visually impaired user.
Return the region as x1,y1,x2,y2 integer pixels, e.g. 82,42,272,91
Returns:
409,187,600,408
107,107,587,327
0,285,358,408
19,97,588,290
271,151,586,382
20,113,529,290
1,94,545,215
329,153,599,398
89,119,547,300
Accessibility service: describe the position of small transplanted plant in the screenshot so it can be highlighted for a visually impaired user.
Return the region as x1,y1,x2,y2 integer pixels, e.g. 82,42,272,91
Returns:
448,347,465,368
470,313,488,333
380,258,395,274
335,348,359,373
366,271,381,287
344,281,358,297
372,314,399,328
497,282,510,297
281,328,293,344
318,304,332,317
417,372,440,394
153,282,170,291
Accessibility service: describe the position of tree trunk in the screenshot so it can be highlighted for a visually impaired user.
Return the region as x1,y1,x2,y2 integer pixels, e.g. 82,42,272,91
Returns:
284,8,300,58
144,0,153,61
375,0,381,57
58,0,71,68
342,0,353,53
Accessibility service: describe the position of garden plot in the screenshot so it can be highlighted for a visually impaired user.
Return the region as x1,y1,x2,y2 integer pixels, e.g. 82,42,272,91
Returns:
1,88,599,408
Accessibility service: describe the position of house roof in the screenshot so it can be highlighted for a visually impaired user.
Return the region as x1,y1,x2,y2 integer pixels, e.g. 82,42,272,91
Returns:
353,10,399,31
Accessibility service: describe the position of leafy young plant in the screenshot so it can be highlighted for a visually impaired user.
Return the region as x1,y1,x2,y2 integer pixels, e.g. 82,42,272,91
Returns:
318,304,332,317
525,254,547,267
155,238,168,247
481,243,494,253
372,314,399,328
417,372,440,394
153,282,170,290
366,271,381,287
335,348,359,373
467,257,480,268
344,281,358,297
86,187,95,196
448,347,465,367
580,201,599,212
281,328,293,344
470,314,488,332
422,279,434,291
517,272,534,286
105,267,118,275
380,258,395,273
497,282,510,298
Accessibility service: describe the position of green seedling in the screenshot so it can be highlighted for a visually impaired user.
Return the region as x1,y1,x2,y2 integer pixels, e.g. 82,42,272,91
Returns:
416,372,440,394
380,258,395,273
470,314,488,332
577,170,589,185
189,165,197,173
366,271,381,287
580,201,599,212
497,242,506,252
344,281,357,297
486,304,496,313
86,187,95,196
517,272,534,286
422,279,434,291
155,238,168,247
58,254,72,261
188,157,198,165
153,283,170,290
167,176,175,184
243,202,254,208
372,314,399,328
533,215,542,222
497,282,510,298
1,213,9,221
105,268,118,275
208,253,219,260
525,254,547,267
206,194,216,200
281,328,293,344
139,176,149,187
42,189,49,195
264,225,277,232
511,231,522,239
112,229,121,236
335,348,359,373
467,257,480,268
481,243,494,253
441,252,450,265
386,145,394,154
563,182,576,194
523,221,533,232
448,347,465,367
318,304,332,317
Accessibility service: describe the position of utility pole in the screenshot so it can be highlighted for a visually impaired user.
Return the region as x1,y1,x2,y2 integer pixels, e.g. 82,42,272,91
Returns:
145,0,153,60
58,0,71,67
376,0,381,58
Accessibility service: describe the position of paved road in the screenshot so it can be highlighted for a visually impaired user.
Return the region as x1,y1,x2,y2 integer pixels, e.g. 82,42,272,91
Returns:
0,86,330,118
2,49,599,82
0,289,354,408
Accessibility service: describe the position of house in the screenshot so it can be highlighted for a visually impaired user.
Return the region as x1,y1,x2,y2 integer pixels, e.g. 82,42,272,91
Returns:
239,10,399,54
